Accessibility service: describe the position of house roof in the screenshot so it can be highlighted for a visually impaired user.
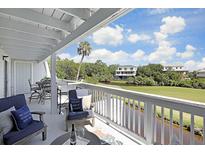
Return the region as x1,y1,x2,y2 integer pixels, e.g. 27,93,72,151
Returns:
0,8,131,61
198,68,205,73
118,65,137,67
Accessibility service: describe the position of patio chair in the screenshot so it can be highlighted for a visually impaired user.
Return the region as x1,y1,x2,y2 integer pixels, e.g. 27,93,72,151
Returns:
28,79,41,102
65,90,95,132
0,94,47,145
38,79,51,103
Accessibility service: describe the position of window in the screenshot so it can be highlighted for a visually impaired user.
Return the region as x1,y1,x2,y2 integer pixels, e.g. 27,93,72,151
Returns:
130,67,133,70
124,68,127,70
119,68,122,70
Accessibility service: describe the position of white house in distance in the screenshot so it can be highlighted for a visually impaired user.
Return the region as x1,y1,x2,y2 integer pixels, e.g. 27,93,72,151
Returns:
197,68,205,78
115,65,137,79
163,65,188,74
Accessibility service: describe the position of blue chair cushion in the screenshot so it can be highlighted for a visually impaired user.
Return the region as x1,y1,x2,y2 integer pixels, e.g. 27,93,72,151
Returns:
3,120,44,145
11,105,33,130
67,111,89,120
0,94,26,112
69,98,83,112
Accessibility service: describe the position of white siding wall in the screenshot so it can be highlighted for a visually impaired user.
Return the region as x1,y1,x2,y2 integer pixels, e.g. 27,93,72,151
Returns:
0,50,5,98
12,60,50,95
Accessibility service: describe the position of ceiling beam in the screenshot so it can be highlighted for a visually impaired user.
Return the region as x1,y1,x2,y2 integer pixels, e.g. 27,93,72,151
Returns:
0,16,63,40
0,28,58,46
0,8,74,33
58,8,91,21
5,49,47,60
2,47,48,54
40,8,130,61
0,43,50,52
0,37,53,50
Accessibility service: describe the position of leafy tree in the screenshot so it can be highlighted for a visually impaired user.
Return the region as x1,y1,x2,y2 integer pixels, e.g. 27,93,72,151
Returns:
126,77,135,84
108,64,119,76
76,41,92,81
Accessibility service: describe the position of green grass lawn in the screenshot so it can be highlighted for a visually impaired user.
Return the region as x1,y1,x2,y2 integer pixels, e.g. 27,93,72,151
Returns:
102,80,205,129
107,80,205,103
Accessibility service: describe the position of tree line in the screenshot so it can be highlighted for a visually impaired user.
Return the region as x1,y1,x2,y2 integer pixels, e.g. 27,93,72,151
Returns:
55,57,118,84
127,64,205,89
53,57,205,89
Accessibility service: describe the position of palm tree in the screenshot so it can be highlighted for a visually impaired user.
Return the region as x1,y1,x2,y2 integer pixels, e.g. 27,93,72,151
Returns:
76,41,92,81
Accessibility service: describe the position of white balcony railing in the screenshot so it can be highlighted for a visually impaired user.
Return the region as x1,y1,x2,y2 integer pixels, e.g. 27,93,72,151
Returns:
63,81,205,145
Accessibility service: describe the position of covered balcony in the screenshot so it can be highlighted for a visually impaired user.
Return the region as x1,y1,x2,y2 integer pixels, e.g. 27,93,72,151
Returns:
0,8,205,145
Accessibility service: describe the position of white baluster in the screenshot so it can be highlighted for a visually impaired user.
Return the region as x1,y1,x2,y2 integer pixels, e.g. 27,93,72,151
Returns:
98,91,100,114
138,101,141,136
128,99,131,130
120,96,122,126
133,100,136,132
169,109,173,144
144,102,154,144
102,92,105,116
190,114,195,145
107,94,111,119
153,105,157,144
122,97,126,127
111,95,114,122
161,107,165,144
203,117,205,145
124,97,128,128
179,111,183,144
116,96,118,124
94,90,97,112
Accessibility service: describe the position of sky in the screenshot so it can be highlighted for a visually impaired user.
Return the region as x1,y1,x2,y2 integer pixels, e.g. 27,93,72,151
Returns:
58,8,205,71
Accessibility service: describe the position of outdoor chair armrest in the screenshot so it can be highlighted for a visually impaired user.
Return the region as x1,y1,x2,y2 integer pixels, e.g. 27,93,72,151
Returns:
31,111,45,122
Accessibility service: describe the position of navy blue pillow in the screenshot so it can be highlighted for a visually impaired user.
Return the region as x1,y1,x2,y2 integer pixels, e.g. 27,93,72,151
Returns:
69,98,83,112
11,105,33,130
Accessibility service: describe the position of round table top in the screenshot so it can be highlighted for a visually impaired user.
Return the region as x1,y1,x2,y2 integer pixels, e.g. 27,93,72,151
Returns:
51,129,101,145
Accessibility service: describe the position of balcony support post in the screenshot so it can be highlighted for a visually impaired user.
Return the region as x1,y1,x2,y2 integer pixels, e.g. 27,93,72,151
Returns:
144,102,154,144
51,53,58,114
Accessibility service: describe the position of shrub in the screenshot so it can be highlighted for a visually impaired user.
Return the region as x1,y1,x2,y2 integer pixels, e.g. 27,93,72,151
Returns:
177,80,193,88
126,77,135,84
192,82,200,89
135,76,145,85
199,83,205,89
85,76,98,84
144,77,156,86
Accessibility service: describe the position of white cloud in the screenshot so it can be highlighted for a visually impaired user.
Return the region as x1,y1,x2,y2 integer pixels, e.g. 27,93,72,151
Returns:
148,42,176,62
160,16,186,35
92,25,124,46
71,48,147,65
177,44,196,59
57,53,71,59
72,49,129,64
132,50,145,59
154,32,168,42
149,8,171,15
184,57,205,71
147,16,186,63
128,33,151,43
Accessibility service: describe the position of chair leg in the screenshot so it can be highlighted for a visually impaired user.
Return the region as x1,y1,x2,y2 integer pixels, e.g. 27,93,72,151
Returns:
66,120,69,132
42,127,47,141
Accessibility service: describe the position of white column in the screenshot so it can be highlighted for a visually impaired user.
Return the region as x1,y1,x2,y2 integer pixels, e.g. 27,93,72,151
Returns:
144,102,154,144
51,53,58,114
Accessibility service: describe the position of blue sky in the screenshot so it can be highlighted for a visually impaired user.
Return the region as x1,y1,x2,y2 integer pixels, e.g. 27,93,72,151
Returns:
58,8,205,71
